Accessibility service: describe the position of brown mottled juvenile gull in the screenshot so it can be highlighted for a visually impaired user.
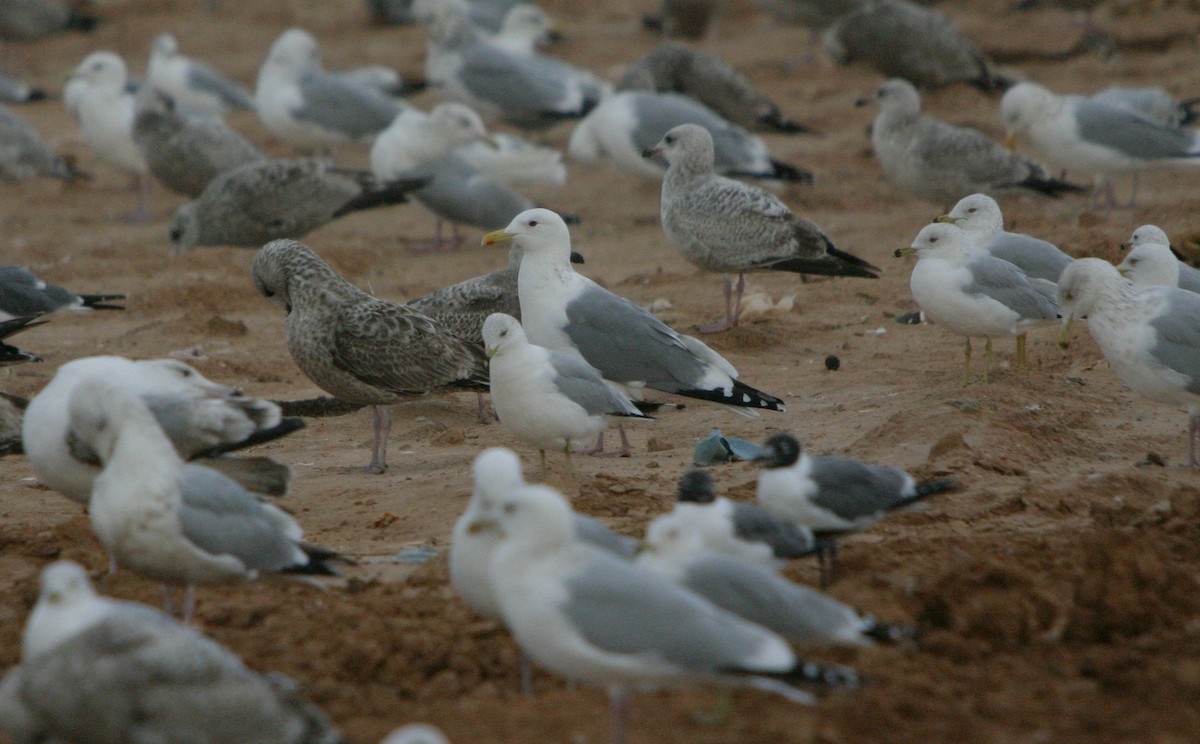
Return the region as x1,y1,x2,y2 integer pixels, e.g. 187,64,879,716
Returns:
252,239,488,473
861,78,1082,207
0,561,348,744
1059,258,1200,468
148,33,256,117
65,380,337,619
824,0,1006,91
646,124,878,332
936,193,1072,282
133,87,266,197
169,158,427,253
618,44,813,134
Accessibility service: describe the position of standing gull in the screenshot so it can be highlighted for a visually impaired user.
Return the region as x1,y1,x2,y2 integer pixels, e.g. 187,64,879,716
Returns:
569,90,812,183
1092,86,1200,129
1001,81,1200,207
474,483,861,744
147,32,256,117
0,104,80,182
66,380,337,618
0,314,45,366
1120,224,1200,294
482,313,650,469
1117,242,1190,291
1059,258,1200,468
753,432,955,585
936,193,1073,282
169,158,427,253
252,239,488,473
483,208,786,415
897,222,1059,383
648,123,878,332
256,28,405,148
0,265,124,320
0,561,348,744
862,78,1081,207
133,86,266,197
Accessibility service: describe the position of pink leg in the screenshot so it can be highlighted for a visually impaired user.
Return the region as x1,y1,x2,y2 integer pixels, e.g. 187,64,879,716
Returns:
582,430,606,456
367,405,392,474
182,585,197,624
1190,414,1199,470
608,686,632,744
697,275,735,334
475,392,493,424
730,273,746,327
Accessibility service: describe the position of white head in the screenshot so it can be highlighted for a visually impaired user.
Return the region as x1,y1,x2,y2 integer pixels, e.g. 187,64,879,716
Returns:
70,51,129,93
471,446,524,505
23,561,104,659
499,4,553,44
899,222,974,262
428,102,489,147
481,312,528,359
942,193,1004,236
1000,81,1057,138
379,724,451,744
871,78,921,119
1057,257,1125,321
1116,243,1180,288
482,208,573,263
481,483,575,550
643,123,714,173
151,32,179,59
265,28,320,75
1124,224,1171,250
642,512,706,564
134,357,239,398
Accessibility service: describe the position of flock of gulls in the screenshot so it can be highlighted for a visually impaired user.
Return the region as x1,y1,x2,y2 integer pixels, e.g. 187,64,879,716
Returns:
3,0,1200,741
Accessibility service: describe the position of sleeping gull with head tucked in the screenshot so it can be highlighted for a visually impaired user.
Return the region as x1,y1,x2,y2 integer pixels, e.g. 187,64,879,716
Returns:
647,123,878,332
896,222,1059,383
936,193,1073,282
1059,258,1200,468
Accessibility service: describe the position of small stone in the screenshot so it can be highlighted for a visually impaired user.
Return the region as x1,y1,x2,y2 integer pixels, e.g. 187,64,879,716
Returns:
609,484,627,494
824,355,840,371
646,436,674,452
946,398,981,413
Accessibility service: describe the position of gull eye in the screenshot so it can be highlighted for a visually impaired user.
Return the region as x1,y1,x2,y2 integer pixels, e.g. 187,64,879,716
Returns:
499,329,507,337
503,503,516,515
527,220,538,227
1130,259,1138,266
665,135,675,144
929,236,938,243
967,208,976,214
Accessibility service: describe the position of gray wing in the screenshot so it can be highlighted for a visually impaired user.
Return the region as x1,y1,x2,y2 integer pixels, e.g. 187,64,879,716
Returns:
563,281,707,392
142,393,279,459
177,464,305,571
1092,86,1183,128
630,92,770,175
730,502,818,559
1178,263,1200,294
292,71,402,140
573,514,639,558
1148,289,1200,394
548,349,640,416
808,455,913,521
1075,99,1200,160
0,265,77,314
0,104,72,182
986,232,1072,282
186,62,256,110
963,256,1059,320
561,550,782,672
408,154,533,230
455,43,589,120
683,555,866,644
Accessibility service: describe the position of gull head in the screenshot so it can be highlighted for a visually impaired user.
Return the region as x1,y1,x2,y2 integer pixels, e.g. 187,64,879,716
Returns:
939,193,1004,236
70,51,128,92
134,358,241,398
1122,224,1171,251
1116,243,1180,289
491,484,575,548
860,78,920,119
643,123,714,171
168,202,200,255
642,512,705,562
752,432,804,469
677,469,718,505
1000,82,1056,142
23,561,104,659
151,32,179,60
482,208,572,261
267,28,320,75
467,447,525,529
429,103,490,148
500,4,557,46
898,223,973,261
1057,258,1124,347
252,239,330,313
482,312,527,359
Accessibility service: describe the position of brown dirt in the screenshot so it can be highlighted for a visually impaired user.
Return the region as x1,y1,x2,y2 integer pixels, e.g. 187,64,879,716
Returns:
4,1,1200,742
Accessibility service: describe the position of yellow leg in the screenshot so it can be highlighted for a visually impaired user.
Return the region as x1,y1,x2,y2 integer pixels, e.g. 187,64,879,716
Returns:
1016,334,1027,371
984,338,993,384
538,449,547,481
564,441,574,479
963,337,972,387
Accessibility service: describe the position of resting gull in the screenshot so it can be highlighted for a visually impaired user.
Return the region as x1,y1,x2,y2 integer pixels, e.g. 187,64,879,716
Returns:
483,313,649,469
0,0,98,40
937,193,1073,282
648,123,878,332
1001,81,1200,207
147,32,256,117
1059,258,1200,468
1092,86,1200,129
0,561,348,744
23,355,301,504
252,239,488,473
861,78,1082,207
483,208,786,414
133,86,266,197
753,432,955,585
1120,224,1200,294
474,483,861,744
897,222,1059,383
0,265,123,321
66,380,337,618
570,90,812,183
169,158,427,253
256,28,405,147
0,314,45,366
0,72,47,103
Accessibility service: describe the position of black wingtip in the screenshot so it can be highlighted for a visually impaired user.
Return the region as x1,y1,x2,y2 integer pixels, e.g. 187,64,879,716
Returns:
79,294,127,310
561,213,583,225
287,542,351,576
66,11,102,32
632,400,683,413
333,175,431,217
760,112,820,136
1019,174,1088,198
0,314,48,339
769,159,815,185
24,88,50,102
780,658,864,689
1179,97,1200,126
677,381,785,412
862,617,921,644
914,478,958,498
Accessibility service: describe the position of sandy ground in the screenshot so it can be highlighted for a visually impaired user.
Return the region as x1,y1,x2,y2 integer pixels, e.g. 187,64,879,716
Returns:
4,0,1200,742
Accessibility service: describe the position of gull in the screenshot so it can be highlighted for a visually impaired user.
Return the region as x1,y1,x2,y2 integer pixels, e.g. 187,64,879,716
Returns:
1118,241,1188,290
252,239,488,473
936,193,1073,282
0,0,98,40
473,482,861,744
0,104,81,183
753,432,955,585
0,561,348,744
23,355,301,504
896,222,1059,383
380,725,450,744
618,43,813,134
0,72,47,103
861,78,1082,208
672,468,821,566
168,158,427,253
66,380,337,619
1120,224,1200,294
1001,81,1200,208
482,208,786,415
648,123,878,332
639,512,918,644
1092,86,1200,129
67,51,152,220
482,313,650,468
489,3,558,54
569,90,813,183
0,314,45,366
256,28,405,148
0,265,124,321
132,86,266,197
147,32,256,117
1059,258,1200,468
